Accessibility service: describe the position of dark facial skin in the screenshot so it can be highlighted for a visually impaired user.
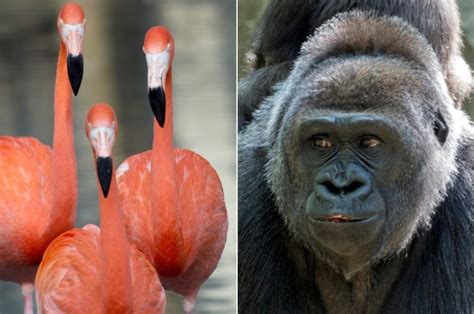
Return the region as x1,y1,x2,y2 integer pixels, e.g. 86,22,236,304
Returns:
283,112,410,274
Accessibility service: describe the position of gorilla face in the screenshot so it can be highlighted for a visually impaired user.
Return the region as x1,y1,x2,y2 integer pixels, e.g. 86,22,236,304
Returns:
300,114,395,260
265,54,460,278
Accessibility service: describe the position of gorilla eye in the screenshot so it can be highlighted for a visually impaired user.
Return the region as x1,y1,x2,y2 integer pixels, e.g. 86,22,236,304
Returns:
433,110,449,146
313,136,333,149
360,137,381,148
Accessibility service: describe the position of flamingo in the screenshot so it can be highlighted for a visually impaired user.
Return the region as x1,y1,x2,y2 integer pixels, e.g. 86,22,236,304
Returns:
116,26,228,313
35,103,166,313
0,3,84,313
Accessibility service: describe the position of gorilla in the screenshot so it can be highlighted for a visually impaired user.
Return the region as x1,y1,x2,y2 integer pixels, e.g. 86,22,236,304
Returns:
239,0,473,129
238,11,473,313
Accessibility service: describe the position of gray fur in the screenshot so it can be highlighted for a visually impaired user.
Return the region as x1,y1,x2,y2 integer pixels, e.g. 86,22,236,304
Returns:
239,0,473,129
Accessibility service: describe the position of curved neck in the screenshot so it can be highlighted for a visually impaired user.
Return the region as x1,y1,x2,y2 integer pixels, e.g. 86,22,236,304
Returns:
50,42,77,232
97,164,133,313
150,68,186,275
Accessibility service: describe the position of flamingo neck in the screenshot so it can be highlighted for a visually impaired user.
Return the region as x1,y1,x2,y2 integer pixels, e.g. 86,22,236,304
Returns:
50,42,77,234
98,166,133,313
150,69,186,276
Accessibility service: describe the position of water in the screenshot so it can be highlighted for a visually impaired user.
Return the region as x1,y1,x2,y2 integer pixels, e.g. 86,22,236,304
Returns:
0,0,236,313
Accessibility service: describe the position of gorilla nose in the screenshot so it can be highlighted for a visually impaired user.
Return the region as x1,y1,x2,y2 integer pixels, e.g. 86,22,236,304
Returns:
316,172,370,199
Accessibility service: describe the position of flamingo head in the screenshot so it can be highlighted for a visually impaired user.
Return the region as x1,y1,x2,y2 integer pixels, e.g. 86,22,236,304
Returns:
143,26,175,128
58,3,86,96
85,104,118,198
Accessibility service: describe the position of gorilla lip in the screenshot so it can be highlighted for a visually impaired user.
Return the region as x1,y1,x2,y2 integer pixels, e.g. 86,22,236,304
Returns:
318,214,367,223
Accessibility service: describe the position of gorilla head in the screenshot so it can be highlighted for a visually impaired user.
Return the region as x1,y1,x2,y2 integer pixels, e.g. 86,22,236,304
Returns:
250,11,470,279
239,0,473,130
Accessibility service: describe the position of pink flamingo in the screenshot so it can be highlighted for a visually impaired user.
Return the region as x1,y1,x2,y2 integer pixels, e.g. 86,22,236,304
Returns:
116,26,228,313
0,3,84,313
35,103,166,313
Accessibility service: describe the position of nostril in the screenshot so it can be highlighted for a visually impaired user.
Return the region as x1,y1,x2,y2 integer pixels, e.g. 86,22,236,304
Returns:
344,181,364,194
320,180,365,195
321,181,342,195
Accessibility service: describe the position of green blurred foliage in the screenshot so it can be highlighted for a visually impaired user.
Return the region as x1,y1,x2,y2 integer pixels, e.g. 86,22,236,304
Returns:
238,0,268,77
460,0,474,46
459,0,474,117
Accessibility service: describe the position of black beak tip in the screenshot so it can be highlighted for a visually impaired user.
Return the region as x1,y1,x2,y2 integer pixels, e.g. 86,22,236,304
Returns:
148,87,166,128
96,157,113,198
157,115,165,128
67,54,84,96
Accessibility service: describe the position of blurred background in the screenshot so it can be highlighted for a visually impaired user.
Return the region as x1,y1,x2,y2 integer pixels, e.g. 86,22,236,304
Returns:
0,0,235,313
239,0,474,118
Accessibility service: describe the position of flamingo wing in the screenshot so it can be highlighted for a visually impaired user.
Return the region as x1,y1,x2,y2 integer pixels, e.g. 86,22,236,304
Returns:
162,148,228,298
116,151,156,262
0,137,53,280
35,225,102,314
174,148,227,266
36,225,165,313
117,148,227,299
129,245,166,313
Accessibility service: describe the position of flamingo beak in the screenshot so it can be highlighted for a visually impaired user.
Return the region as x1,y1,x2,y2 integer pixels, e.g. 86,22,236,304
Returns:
89,126,115,198
67,54,83,96
148,86,166,128
145,50,170,128
60,21,85,95
96,157,113,198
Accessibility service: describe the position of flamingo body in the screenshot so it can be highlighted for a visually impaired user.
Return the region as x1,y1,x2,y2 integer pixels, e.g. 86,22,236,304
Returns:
0,137,54,283
36,103,166,313
117,148,228,305
113,27,228,312
0,5,85,312
35,224,166,313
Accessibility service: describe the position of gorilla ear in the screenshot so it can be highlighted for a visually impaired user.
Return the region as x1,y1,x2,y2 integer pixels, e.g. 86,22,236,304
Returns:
432,110,449,146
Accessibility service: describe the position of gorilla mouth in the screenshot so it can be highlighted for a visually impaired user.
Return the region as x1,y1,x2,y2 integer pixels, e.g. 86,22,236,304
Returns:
318,214,365,223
